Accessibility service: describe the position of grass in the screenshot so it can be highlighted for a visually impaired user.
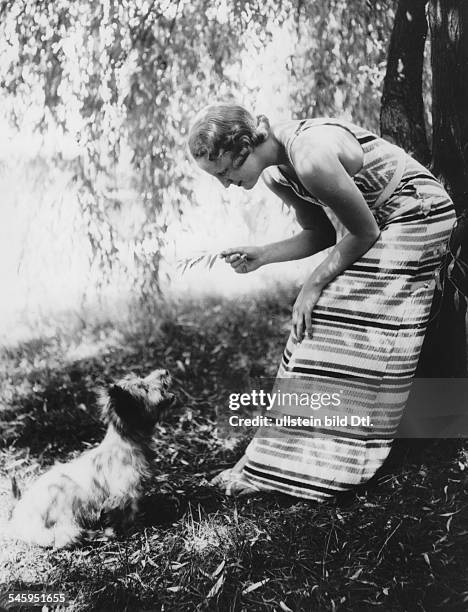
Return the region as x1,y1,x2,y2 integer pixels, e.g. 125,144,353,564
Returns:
0,287,467,611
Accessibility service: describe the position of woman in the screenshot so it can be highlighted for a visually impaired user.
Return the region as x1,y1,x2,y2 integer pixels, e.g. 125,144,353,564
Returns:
188,103,456,499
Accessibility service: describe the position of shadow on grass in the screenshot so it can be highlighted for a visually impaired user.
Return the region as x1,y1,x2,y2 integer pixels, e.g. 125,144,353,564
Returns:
0,292,289,463
1,290,467,611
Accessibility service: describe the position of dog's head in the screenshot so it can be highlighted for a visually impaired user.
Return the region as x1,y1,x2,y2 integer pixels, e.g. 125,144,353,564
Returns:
101,369,175,436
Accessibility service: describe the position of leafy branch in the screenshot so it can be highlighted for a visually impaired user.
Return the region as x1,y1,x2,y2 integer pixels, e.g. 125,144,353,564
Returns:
176,251,221,275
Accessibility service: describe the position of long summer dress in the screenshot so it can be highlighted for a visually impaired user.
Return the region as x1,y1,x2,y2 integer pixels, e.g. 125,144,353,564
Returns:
241,118,456,500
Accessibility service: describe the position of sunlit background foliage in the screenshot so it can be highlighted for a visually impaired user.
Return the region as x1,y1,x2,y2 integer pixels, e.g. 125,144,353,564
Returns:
0,0,398,340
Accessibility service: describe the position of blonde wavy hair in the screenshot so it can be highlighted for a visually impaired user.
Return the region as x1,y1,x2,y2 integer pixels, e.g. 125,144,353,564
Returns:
188,103,270,167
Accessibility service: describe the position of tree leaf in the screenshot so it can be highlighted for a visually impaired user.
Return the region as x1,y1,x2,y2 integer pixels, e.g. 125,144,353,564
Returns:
208,253,219,270
434,267,443,291
447,257,456,277
242,578,270,595
188,254,206,269
211,559,226,578
206,573,225,598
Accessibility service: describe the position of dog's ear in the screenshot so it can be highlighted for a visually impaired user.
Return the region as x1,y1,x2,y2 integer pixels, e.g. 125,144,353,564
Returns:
109,384,135,405
108,384,146,425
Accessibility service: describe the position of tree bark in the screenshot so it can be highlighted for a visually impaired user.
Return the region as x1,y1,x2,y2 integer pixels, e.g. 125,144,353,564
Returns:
428,0,468,212
381,0,468,378
424,0,468,376
380,0,430,164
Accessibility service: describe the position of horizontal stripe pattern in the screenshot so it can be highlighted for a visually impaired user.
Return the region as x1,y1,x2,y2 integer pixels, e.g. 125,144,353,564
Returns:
242,119,456,501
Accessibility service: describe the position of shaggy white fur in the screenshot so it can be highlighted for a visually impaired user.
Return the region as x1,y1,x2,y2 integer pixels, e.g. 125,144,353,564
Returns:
9,369,174,548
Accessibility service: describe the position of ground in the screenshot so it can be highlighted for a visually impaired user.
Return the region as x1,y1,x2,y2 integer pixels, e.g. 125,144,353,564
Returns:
0,288,467,611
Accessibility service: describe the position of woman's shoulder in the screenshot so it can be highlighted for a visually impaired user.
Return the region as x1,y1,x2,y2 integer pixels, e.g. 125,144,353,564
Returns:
271,119,304,146
273,117,376,140
272,119,329,168
272,117,360,151
274,118,365,177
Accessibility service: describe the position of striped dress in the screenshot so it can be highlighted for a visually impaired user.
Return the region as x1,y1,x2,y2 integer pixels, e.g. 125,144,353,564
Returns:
242,118,456,500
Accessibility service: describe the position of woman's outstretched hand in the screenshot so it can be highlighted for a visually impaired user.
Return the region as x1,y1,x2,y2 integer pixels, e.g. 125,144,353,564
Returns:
221,246,265,273
292,281,324,342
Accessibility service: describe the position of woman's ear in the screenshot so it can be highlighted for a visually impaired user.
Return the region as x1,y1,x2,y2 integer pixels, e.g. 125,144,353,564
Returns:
255,114,270,143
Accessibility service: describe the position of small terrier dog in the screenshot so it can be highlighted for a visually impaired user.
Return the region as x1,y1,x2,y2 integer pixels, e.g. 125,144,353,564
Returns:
9,369,174,548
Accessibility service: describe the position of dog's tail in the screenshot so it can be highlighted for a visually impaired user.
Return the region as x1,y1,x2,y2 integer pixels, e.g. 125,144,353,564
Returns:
11,475,22,500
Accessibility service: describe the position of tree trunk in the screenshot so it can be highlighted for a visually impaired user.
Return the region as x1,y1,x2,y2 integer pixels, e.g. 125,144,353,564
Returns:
380,0,430,164
381,0,468,378
424,0,468,376
428,0,468,213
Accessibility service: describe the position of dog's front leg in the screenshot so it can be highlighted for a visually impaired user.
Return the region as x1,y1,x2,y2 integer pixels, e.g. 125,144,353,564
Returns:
82,526,116,544
120,499,139,531
101,500,139,536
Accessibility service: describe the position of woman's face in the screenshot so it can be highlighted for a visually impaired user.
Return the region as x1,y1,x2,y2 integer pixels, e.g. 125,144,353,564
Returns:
196,149,264,190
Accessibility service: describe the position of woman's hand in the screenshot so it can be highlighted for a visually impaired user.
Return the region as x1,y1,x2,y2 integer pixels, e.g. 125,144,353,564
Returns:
292,280,324,342
221,246,265,273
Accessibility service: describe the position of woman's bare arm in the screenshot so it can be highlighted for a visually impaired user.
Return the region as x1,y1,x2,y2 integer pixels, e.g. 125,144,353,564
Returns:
222,173,336,272
290,128,380,290
283,126,380,340
258,172,336,264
